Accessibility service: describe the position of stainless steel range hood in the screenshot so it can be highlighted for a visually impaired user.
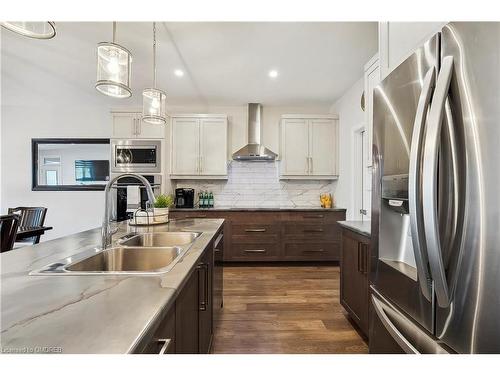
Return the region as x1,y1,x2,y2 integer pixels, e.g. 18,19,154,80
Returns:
232,103,277,161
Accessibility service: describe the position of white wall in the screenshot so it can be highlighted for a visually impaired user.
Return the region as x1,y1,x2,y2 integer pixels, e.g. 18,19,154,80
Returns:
329,77,365,220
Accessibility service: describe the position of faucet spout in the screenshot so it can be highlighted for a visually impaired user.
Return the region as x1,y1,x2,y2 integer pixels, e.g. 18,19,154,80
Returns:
101,173,156,249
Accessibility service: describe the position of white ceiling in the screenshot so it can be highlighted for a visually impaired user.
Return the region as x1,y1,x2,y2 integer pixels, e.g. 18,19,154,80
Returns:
2,22,377,107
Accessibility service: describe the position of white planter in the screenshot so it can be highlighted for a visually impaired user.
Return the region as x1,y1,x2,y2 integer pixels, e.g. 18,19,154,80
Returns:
153,207,169,223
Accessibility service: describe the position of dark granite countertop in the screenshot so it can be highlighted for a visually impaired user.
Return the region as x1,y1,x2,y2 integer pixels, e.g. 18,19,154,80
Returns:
338,220,371,237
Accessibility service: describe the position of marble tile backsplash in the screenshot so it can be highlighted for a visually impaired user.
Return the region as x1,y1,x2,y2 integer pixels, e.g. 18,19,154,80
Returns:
175,161,337,208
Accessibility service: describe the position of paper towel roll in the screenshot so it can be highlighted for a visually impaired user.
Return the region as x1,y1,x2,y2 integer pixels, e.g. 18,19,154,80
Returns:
127,186,140,207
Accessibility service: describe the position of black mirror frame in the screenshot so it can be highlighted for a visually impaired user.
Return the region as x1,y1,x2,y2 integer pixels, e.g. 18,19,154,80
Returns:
32,138,110,191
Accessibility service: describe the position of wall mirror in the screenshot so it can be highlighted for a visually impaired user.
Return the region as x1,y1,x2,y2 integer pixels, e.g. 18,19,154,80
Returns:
32,138,110,191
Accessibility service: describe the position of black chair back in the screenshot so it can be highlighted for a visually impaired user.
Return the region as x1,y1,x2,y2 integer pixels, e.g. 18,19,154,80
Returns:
1,214,20,253
7,207,48,244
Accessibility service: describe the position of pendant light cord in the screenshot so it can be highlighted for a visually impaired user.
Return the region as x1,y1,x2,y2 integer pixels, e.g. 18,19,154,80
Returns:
153,22,157,88
112,21,116,43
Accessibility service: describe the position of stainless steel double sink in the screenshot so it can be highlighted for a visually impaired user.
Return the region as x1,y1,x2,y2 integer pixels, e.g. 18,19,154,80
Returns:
31,232,202,276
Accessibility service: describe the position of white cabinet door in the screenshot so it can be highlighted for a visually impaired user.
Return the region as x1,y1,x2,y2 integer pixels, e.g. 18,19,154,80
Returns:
171,118,200,175
112,113,136,138
199,118,227,175
281,119,309,176
137,118,166,139
309,119,336,176
364,58,380,167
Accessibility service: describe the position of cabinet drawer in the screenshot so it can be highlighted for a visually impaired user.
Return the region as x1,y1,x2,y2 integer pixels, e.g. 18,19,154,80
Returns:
231,223,280,243
281,211,345,223
226,243,280,261
284,242,340,261
232,223,280,235
283,223,340,240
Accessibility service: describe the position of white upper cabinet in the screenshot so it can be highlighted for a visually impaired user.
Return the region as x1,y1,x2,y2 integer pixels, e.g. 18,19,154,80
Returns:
309,118,337,176
364,54,380,167
199,118,228,176
170,114,228,179
281,118,309,176
111,112,165,139
171,117,199,175
378,22,446,79
280,115,338,179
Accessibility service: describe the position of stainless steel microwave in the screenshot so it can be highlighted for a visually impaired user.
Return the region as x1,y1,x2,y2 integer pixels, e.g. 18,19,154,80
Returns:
111,139,161,173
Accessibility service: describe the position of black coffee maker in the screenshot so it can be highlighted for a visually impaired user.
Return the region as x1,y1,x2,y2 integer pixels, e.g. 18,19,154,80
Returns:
175,188,194,208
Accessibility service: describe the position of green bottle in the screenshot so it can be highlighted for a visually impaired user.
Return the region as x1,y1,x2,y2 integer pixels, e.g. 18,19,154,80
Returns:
203,191,209,208
208,192,214,208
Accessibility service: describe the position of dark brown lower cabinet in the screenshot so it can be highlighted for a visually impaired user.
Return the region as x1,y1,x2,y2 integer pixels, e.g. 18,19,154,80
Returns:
213,233,224,322
340,228,371,337
170,209,346,262
140,227,222,354
198,246,213,354
141,305,176,354
175,266,200,353
175,246,214,354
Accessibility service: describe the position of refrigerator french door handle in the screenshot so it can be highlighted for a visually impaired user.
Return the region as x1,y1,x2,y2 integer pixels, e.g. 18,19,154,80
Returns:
422,55,454,308
371,294,419,354
408,67,436,301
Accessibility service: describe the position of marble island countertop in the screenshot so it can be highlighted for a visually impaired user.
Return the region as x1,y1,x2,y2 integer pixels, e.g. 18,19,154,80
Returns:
337,220,371,237
0,218,224,354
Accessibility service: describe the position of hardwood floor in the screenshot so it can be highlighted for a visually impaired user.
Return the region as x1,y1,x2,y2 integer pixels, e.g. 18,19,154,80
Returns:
212,264,368,354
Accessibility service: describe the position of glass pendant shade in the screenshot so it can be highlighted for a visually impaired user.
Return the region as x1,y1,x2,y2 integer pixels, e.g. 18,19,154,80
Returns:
1,22,56,39
95,23,132,99
142,22,167,125
142,88,167,125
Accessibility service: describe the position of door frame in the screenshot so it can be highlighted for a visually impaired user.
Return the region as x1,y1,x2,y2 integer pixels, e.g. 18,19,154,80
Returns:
352,124,366,221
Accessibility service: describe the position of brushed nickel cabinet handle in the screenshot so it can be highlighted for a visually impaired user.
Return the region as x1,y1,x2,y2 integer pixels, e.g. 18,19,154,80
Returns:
157,338,172,354
197,264,208,311
244,228,267,232
303,249,324,253
303,214,324,219
303,228,324,233
244,249,267,253
186,215,207,218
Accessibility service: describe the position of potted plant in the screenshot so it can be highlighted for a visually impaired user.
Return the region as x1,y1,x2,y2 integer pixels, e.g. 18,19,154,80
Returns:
153,194,174,223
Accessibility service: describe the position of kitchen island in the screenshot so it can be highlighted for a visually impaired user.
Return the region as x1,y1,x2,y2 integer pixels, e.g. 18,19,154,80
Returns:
0,218,224,354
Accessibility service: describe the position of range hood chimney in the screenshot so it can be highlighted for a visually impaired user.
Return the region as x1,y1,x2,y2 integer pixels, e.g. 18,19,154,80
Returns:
232,103,277,161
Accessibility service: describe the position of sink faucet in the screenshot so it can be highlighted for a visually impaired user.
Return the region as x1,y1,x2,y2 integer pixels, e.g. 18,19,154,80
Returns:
101,173,156,249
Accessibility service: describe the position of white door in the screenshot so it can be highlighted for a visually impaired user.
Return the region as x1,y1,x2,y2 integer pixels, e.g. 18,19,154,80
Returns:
199,118,227,175
281,119,309,176
137,115,166,139
112,113,136,138
171,118,200,175
309,119,336,176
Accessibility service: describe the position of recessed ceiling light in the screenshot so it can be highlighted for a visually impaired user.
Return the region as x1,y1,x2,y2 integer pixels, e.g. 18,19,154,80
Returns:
268,70,278,78
174,69,184,77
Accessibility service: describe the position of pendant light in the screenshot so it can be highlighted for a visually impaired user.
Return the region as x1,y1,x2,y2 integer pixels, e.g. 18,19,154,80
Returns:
1,22,56,39
95,22,132,98
142,22,167,125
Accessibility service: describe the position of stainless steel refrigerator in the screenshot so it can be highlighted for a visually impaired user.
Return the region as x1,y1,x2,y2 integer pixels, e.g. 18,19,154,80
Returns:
369,22,500,354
